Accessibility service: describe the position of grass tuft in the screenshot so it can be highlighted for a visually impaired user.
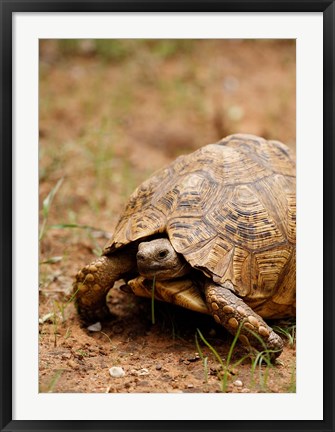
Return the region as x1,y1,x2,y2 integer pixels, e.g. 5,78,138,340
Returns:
195,332,209,384
39,178,64,241
196,325,248,392
273,322,296,348
45,370,63,393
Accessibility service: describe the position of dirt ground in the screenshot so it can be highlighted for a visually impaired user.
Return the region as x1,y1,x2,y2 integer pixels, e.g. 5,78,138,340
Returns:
39,39,296,394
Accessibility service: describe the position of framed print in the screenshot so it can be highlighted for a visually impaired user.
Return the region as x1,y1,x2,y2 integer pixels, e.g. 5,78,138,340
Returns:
1,1,334,431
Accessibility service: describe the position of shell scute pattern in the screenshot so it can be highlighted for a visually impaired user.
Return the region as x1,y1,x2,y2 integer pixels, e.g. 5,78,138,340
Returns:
200,144,272,186
168,215,217,253
251,247,293,298
205,184,285,251
252,175,295,243
223,134,295,178
175,172,214,214
286,193,296,244
107,167,172,250
107,134,295,310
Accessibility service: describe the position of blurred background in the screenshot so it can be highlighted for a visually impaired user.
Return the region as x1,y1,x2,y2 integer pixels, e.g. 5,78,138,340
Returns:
39,38,295,287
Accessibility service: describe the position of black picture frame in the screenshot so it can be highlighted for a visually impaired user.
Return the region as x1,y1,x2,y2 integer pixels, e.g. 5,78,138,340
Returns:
1,1,334,431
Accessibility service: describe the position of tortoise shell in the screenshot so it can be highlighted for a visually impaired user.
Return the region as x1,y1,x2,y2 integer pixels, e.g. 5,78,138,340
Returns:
104,134,296,318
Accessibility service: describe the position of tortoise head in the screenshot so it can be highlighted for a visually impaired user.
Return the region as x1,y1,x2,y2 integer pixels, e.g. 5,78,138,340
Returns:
136,238,191,280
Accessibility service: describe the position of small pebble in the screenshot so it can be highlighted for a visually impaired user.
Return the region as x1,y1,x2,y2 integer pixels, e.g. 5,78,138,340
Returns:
187,356,200,363
61,352,72,360
67,359,79,370
187,384,194,388
109,366,125,378
155,364,162,371
138,368,149,376
39,312,57,324
233,379,243,387
87,322,102,332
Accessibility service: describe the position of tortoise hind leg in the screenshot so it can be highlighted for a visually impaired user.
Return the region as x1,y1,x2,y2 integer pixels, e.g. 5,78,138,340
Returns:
205,282,283,359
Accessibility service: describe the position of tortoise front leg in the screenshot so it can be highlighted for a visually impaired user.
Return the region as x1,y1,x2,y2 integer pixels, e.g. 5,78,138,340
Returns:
205,282,284,358
73,248,136,324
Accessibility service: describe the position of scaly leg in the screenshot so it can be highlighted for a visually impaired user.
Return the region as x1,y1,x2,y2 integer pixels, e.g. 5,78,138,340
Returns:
205,282,284,358
73,247,136,323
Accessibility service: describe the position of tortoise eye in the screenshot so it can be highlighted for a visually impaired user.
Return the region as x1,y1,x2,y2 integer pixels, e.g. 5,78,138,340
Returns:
158,250,168,259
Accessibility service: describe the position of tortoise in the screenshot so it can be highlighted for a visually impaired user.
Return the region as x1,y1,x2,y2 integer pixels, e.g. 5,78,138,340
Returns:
73,134,296,358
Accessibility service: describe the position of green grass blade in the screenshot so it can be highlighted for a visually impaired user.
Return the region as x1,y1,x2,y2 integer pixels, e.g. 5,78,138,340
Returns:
197,324,245,392
46,370,63,393
40,256,63,265
39,178,64,241
273,324,296,347
226,322,244,366
195,332,209,383
50,223,107,232
42,178,64,219
196,328,225,369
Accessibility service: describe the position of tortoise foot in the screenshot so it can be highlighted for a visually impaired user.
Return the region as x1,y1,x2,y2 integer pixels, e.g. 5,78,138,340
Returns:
205,282,284,359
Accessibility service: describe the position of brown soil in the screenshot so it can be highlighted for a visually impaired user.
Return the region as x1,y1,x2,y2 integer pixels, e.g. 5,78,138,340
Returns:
39,39,296,394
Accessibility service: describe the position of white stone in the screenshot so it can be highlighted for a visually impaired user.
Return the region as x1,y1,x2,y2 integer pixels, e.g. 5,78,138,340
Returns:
39,312,56,324
109,366,125,378
87,322,102,332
